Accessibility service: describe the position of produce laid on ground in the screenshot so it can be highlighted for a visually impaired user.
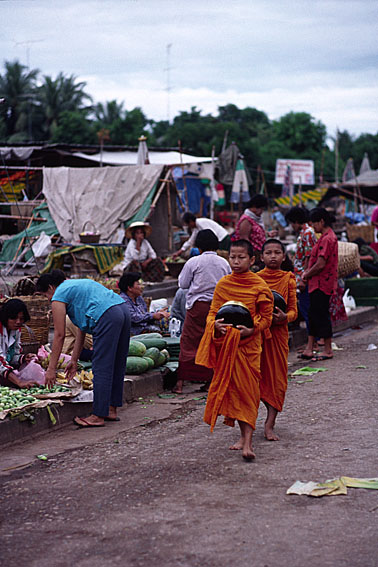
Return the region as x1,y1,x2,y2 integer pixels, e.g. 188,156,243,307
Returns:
0,386,37,411
68,369,94,390
126,333,170,374
165,256,186,263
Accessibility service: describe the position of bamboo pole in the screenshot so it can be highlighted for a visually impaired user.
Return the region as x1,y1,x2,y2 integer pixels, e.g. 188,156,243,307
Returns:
146,170,172,216
10,214,35,264
0,214,47,221
178,140,189,211
166,178,172,251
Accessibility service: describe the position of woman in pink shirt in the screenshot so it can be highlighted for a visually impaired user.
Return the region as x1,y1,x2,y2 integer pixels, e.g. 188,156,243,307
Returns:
301,208,338,361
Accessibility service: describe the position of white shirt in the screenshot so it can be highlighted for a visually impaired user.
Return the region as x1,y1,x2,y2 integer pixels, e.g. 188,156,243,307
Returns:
181,218,228,252
124,239,157,265
178,251,231,309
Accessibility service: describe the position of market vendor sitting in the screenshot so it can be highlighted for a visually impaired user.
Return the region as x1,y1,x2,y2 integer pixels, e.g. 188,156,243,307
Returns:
119,273,169,336
112,222,165,282
0,299,45,388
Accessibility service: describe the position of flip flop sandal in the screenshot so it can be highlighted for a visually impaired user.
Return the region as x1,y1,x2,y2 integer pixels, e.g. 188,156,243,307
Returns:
297,353,314,360
73,417,105,428
312,355,333,361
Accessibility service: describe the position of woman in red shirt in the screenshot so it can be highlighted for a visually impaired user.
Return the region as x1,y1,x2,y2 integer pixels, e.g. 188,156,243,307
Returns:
301,208,338,361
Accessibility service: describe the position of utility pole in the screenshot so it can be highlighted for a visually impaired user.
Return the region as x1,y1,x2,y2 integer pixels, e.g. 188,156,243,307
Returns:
334,128,339,183
14,39,44,141
165,43,173,124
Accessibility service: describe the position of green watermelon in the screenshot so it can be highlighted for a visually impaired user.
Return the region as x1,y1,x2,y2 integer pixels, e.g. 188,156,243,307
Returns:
160,349,170,361
143,356,155,369
126,356,149,374
144,347,161,363
136,337,167,350
128,340,147,357
131,332,162,341
156,352,167,366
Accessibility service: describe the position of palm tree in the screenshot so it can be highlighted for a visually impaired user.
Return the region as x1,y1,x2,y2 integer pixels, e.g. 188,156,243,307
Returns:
94,100,125,126
38,72,92,139
0,60,39,140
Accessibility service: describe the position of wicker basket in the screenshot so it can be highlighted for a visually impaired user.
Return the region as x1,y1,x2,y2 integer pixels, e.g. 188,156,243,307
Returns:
0,295,51,349
79,221,101,244
346,224,374,244
338,242,360,278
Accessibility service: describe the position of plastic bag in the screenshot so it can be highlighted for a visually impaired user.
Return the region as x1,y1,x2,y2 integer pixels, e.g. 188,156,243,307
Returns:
149,298,168,312
14,360,46,385
343,289,356,311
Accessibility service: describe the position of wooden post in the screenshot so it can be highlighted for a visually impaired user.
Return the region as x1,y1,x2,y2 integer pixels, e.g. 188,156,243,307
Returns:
10,214,34,263
298,176,302,206
178,140,189,210
210,145,216,220
166,177,172,252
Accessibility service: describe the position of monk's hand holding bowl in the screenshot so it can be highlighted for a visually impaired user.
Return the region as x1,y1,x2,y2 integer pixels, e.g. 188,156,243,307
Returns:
272,307,287,325
214,318,232,337
236,324,254,338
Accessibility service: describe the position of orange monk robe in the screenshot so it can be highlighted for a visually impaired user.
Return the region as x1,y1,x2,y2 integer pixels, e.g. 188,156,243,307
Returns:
195,271,274,432
257,268,298,412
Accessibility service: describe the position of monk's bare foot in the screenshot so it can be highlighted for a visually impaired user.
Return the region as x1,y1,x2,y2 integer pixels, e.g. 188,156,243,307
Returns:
229,438,244,450
264,425,279,441
242,447,256,461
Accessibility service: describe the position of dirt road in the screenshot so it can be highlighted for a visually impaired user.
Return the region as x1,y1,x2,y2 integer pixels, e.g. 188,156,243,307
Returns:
1,322,377,567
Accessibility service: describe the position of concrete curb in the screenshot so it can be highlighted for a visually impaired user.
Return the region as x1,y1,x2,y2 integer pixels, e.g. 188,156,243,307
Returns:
0,369,165,448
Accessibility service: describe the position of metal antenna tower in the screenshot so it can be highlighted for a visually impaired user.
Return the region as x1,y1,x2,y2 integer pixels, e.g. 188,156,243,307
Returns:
165,43,173,123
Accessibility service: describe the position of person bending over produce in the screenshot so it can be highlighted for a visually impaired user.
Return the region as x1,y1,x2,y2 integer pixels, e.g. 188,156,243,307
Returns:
0,299,43,388
36,269,130,428
119,272,169,336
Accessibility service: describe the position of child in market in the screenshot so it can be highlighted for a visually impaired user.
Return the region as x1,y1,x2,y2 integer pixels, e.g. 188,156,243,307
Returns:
196,239,273,460
258,239,298,440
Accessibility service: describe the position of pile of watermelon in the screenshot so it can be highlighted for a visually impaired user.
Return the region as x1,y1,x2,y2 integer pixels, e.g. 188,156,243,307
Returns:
126,333,170,375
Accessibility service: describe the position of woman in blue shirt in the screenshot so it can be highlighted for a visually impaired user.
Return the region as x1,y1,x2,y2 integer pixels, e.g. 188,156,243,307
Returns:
36,270,130,427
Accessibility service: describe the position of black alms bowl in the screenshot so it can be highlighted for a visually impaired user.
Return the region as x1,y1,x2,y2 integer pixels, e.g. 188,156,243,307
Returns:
272,290,287,313
215,301,254,329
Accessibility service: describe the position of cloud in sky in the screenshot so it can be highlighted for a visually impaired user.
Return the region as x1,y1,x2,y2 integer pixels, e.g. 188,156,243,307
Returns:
1,0,378,137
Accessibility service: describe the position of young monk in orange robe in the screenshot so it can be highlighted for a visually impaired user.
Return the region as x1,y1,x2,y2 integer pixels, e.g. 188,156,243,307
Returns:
258,239,298,441
196,239,273,460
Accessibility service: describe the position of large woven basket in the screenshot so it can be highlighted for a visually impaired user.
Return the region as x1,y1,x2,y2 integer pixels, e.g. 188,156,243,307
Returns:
346,224,374,244
338,241,360,278
0,295,51,349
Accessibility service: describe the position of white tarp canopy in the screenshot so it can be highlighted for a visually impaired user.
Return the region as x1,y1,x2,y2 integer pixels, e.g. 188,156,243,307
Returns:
343,169,378,187
73,150,212,166
43,164,163,243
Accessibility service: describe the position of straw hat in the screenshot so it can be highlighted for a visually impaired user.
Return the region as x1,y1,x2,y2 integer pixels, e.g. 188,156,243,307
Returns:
125,221,152,239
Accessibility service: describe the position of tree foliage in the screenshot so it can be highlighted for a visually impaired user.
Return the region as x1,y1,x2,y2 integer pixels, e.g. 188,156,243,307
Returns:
0,59,377,186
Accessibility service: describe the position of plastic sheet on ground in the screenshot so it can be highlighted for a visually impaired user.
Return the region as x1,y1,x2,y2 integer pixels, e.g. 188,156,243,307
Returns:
287,477,378,497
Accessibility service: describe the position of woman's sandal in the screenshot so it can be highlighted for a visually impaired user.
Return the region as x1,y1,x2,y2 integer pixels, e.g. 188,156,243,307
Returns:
73,416,105,428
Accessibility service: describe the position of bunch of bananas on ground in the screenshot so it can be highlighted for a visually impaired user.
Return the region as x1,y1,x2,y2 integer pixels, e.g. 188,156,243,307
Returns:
56,368,93,389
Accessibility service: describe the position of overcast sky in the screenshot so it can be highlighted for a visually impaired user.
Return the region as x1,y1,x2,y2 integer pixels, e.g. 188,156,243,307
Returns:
1,0,378,141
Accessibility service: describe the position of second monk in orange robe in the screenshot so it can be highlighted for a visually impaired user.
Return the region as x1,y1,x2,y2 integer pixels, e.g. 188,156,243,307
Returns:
196,239,273,460
258,239,298,441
